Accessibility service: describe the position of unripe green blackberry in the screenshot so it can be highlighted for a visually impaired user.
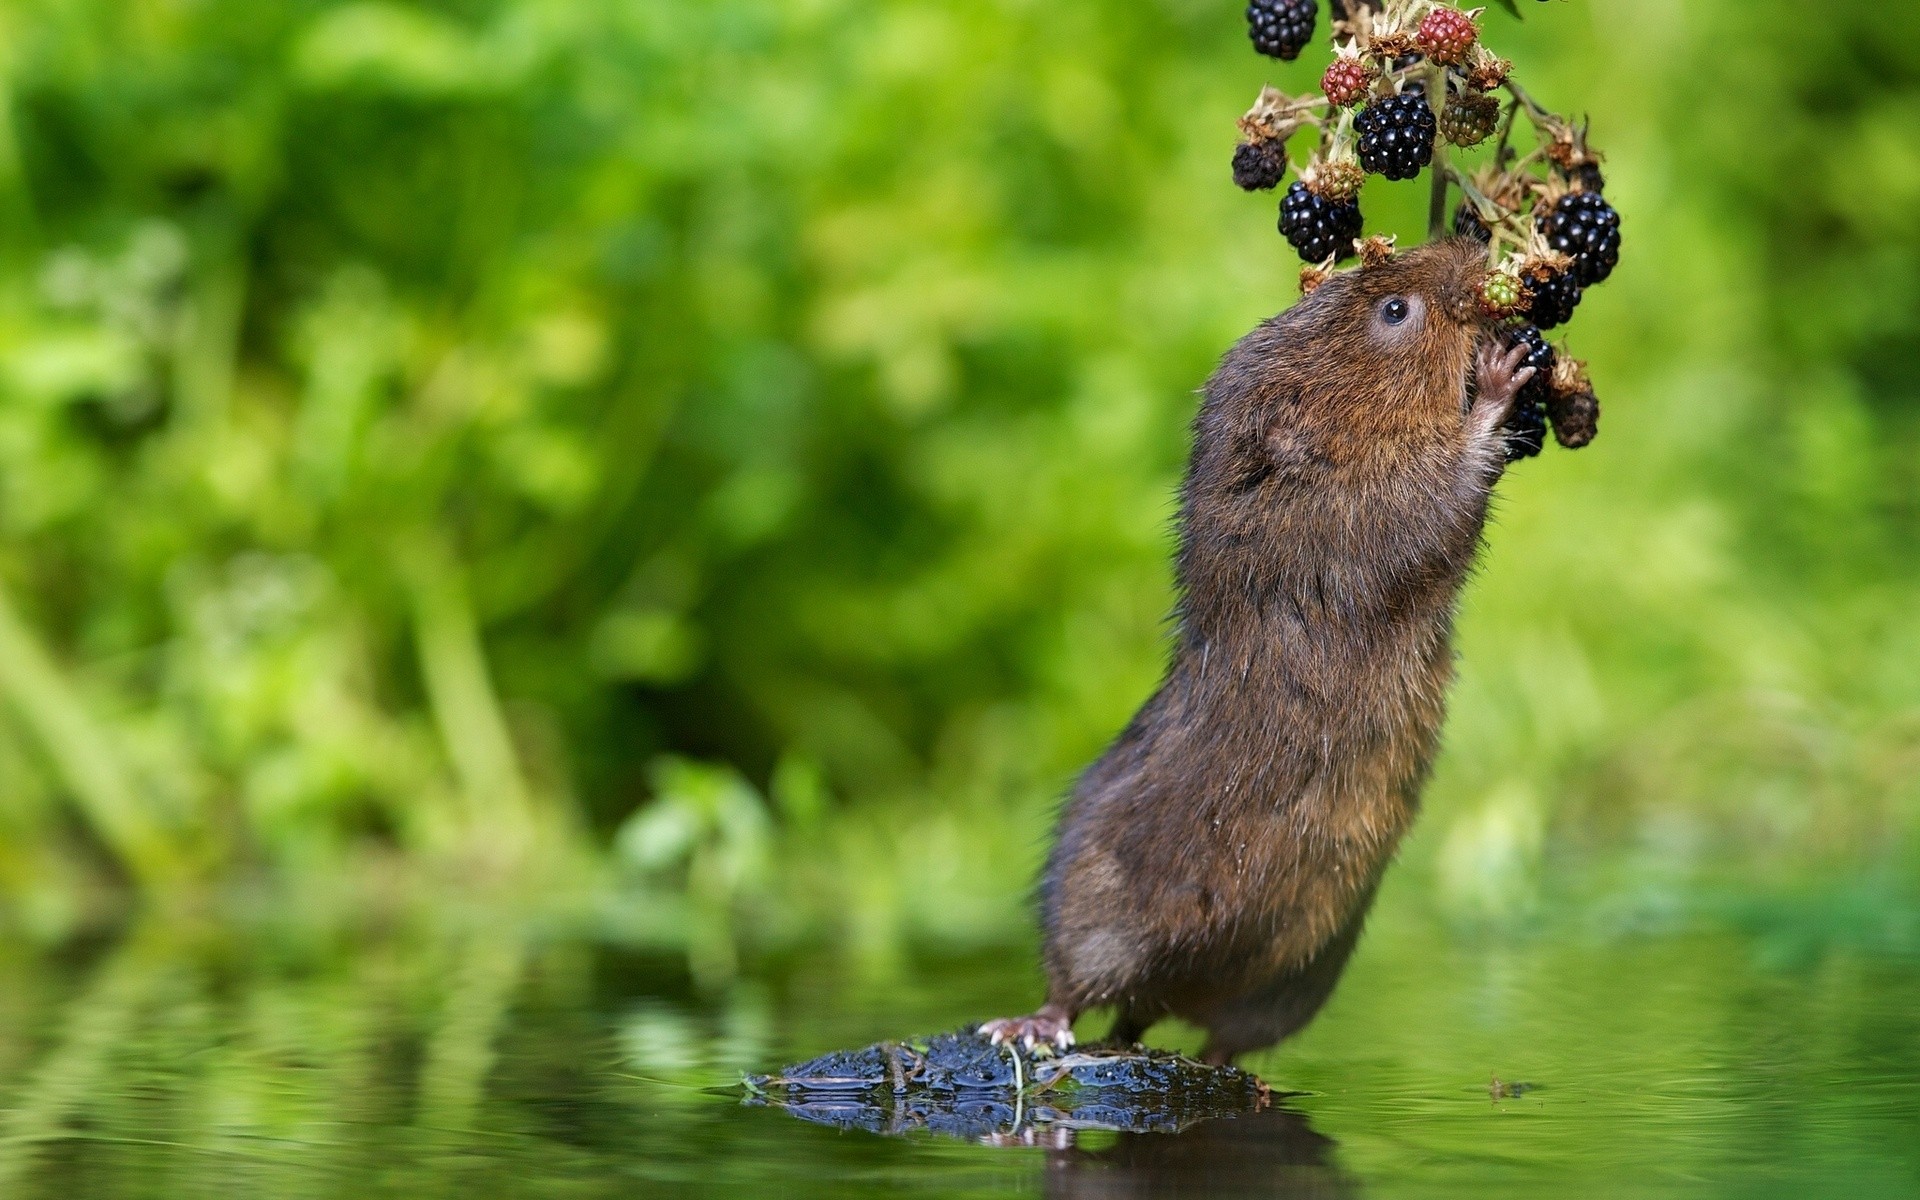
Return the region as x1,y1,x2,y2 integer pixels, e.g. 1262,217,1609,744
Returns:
1526,268,1583,329
1304,159,1365,203
1539,190,1622,285
1355,93,1435,181
1247,0,1317,61
1478,271,1529,318
1233,139,1289,191
1439,91,1500,147
1279,181,1362,263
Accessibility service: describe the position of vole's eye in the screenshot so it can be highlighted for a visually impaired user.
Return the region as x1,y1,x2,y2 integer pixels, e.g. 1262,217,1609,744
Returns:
1381,297,1410,325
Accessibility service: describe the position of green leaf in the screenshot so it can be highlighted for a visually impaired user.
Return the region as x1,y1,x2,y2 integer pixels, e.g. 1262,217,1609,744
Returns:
1490,0,1523,17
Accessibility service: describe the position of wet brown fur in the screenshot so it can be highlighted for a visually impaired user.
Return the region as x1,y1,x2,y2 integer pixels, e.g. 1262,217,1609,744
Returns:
1021,240,1512,1063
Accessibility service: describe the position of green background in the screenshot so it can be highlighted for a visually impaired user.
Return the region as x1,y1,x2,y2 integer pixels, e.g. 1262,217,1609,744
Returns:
0,0,1914,971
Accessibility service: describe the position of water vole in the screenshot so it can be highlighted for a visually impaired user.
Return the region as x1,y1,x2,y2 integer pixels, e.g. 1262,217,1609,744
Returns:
983,238,1537,1064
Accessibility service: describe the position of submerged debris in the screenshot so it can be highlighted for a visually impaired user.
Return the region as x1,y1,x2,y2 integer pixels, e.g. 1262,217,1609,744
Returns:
744,1027,1270,1141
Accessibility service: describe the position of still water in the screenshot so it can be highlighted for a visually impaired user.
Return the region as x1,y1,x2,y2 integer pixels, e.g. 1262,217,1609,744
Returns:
0,897,1915,1198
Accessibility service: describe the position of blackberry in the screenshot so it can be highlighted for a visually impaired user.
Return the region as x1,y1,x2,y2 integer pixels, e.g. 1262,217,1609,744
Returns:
1415,6,1478,64
1478,271,1529,319
1570,161,1606,193
1526,268,1582,329
1439,91,1500,147
1539,190,1622,286
1548,385,1600,449
1321,54,1374,107
1279,180,1363,263
1507,323,1555,406
1247,0,1317,61
1504,400,1548,461
1355,93,1435,181
1500,324,1556,461
1233,139,1289,191
1453,203,1491,243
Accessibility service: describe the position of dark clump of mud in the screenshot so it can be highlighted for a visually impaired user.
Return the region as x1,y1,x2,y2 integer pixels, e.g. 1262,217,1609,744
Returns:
744,1027,1271,1143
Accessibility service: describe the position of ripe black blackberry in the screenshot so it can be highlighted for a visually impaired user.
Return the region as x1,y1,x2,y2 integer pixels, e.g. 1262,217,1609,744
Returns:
1507,323,1555,406
1247,0,1316,61
1504,400,1548,460
1279,180,1362,263
1527,268,1582,329
1497,324,1554,460
1539,190,1622,285
1453,203,1491,243
1233,139,1289,191
1355,93,1436,181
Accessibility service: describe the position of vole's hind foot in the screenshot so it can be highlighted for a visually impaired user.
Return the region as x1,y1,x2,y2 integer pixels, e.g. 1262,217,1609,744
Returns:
979,1005,1076,1052
1469,337,1536,440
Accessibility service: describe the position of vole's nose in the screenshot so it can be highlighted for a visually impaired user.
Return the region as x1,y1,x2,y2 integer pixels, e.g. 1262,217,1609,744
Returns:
1438,237,1495,326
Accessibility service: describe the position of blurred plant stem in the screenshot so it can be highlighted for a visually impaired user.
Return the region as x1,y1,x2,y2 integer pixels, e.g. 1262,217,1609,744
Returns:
0,578,193,887
403,530,542,864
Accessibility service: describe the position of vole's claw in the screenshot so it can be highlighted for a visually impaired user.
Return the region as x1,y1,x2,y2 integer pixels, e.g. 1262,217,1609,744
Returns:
979,1010,1077,1053
1470,337,1535,441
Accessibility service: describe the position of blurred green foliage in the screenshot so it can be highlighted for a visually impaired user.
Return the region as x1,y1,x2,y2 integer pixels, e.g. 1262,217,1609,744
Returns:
0,0,1914,961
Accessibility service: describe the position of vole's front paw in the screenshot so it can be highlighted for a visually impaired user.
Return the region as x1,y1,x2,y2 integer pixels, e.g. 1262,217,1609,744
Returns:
979,1007,1076,1052
1468,337,1536,443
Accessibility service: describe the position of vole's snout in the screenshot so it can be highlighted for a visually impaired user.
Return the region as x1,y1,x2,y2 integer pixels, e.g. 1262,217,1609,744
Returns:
1434,237,1495,327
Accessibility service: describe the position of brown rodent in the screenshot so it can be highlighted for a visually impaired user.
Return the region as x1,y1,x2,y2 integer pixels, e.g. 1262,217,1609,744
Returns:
983,238,1538,1065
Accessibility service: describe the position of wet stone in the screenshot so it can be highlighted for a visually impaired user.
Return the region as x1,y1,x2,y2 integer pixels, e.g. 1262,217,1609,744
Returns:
744,1027,1271,1142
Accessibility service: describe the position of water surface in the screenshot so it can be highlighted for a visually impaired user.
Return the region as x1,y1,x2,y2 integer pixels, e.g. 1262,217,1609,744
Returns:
0,902,1915,1198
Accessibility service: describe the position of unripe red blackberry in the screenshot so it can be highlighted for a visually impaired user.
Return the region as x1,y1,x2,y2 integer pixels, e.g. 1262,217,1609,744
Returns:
1539,190,1622,285
1354,93,1435,181
1321,53,1375,107
1233,139,1289,191
1247,0,1317,61
1415,7,1478,65
1279,180,1363,263
1439,91,1500,147
1526,268,1583,329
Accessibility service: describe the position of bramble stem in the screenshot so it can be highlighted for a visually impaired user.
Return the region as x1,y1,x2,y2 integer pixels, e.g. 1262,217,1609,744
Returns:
1429,149,1449,239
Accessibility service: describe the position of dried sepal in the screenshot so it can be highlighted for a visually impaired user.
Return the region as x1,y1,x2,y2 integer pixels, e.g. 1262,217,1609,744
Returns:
1239,86,1309,145
1358,234,1398,268
1300,256,1340,295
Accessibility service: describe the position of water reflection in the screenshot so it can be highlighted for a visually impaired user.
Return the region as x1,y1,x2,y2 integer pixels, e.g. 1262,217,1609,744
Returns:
1046,1107,1355,1200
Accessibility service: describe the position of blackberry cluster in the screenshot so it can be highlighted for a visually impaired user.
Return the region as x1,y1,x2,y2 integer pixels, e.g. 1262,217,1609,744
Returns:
1355,93,1436,181
1279,181,1363,263
1501,324,1555,461
1233,139,1289,191
1247,0,1317,61
1539,190,1622,285
1527,268,1582,329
